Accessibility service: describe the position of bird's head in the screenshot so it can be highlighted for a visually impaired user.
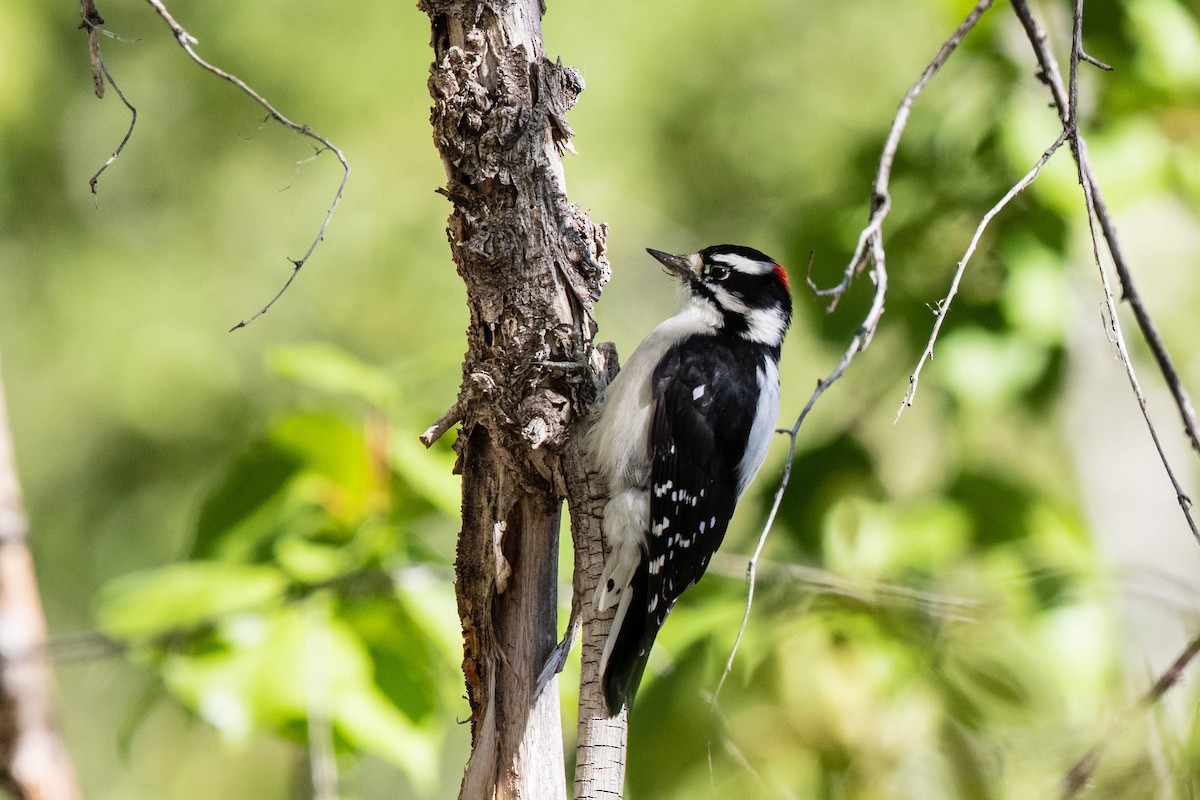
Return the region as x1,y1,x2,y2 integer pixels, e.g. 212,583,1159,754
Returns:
647,244,792,347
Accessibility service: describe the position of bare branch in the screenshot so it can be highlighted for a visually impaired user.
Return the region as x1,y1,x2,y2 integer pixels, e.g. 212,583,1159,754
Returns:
1080,50,1113,72
713,0,997,707
1060,0,1199,543
138,0,350,331
899,129,1070,420
1060,629,1200,798
998,0,1200,785
88,53,137,194
420,398,465,448
1010,0,1200,458
812,0,996,310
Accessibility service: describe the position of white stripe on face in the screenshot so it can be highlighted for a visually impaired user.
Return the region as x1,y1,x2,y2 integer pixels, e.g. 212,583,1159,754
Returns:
709,252,773,275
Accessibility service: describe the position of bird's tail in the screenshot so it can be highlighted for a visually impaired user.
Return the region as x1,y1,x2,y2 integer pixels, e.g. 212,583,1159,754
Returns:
600,562,658,715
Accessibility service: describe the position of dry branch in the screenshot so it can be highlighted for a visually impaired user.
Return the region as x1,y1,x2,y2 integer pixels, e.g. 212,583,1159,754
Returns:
1052,0,1197,542
1060,629,1200,798
146,0,351,330
1010,0,1200,459
900,129,1070,419
88,52,137,193
419,1,613,796
715,0,997,706
81,0,350,330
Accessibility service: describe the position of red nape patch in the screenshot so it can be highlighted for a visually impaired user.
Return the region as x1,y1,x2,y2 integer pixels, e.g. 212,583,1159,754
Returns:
773,263,790,290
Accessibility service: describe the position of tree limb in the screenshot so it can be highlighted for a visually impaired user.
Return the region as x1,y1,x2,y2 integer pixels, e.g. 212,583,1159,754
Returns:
420,0,612,796
715,0,998,708
1009,0,1200,460
141,0,351,331
899,129,1069,419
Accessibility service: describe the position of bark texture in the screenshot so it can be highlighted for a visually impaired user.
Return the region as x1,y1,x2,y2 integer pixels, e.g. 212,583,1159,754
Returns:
0,362,82,800
564,436,627,798
420,0,618,796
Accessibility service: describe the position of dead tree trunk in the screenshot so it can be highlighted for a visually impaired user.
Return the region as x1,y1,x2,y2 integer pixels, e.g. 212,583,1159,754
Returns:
419,1,622,796
0,360,82,800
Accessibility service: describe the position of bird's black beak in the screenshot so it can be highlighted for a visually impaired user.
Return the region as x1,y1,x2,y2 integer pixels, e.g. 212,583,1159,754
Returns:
646,248,701,280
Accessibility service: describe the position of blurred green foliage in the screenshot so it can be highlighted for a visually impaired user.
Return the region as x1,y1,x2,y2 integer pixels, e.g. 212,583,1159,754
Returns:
2,0,1200,797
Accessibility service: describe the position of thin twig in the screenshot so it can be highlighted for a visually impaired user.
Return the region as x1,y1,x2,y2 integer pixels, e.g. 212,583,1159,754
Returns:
1060,629,1200,798
89,54,137,194
809,0,996,310
1061,0,1199,544
420,397,465,448
1010,0,1200,458
899,129,1070,420
1000,0,1200,785
141,0,350,331
711,0,996,707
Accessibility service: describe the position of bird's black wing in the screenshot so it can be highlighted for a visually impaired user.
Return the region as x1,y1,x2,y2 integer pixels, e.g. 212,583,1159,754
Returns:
601,336,759,713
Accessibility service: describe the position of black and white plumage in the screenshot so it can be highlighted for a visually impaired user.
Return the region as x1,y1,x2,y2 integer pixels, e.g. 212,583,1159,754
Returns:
589,244,792,715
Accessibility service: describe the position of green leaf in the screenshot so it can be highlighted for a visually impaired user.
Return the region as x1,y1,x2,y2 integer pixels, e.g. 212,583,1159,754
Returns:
269,412,371,512
340,591,453,725
159,603,441,787
267,344,399,408
97,562,288,639
389,429,461,519
193,442,302,559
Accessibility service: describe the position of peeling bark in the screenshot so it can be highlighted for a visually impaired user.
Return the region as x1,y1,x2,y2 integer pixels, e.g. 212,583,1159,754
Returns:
419,0,618,797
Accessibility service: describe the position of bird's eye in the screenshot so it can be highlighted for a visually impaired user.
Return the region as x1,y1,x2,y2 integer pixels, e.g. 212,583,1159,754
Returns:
708,265,730,281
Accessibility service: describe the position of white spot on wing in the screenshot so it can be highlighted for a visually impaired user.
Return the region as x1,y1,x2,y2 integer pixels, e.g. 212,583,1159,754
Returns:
692,384,706,401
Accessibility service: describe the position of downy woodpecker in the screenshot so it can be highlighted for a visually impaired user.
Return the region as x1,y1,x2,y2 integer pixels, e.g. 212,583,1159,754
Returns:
589,244,792,715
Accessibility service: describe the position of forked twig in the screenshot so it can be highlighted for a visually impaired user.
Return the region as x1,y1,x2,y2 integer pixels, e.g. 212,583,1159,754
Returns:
713,0,1000,710
808,0,997,311
88,53,137,194
1009,0,1200,459
997,0,1200,788
712,1,1000,710
142,0,350,331
1058,0,1198,543
899,129,1070,420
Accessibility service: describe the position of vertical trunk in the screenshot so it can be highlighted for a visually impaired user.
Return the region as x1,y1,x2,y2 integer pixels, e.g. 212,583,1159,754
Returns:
0,361,82,800
565,440,627,798
420,0,614,797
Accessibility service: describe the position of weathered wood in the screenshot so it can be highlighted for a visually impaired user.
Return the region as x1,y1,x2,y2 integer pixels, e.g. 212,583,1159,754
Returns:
0,361,82,800
564,434,627,799
420,0,617,796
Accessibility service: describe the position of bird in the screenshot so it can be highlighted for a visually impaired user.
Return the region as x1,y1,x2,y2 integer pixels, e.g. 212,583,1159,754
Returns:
588,243,792,715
